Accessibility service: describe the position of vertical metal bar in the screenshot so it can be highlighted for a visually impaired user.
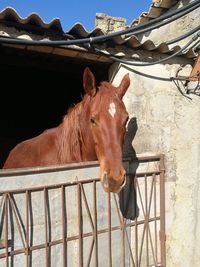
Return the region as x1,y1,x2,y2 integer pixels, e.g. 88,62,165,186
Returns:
147,175,156,265
44,188,49,267
122,218,125,267
113,194,136,267
85,240,95,267
93,181,98,267
137,178,146,266
0,194,5,214
8,195,26,250
80,183,95,267
154,174,158,265
77,183,83,267
26,190,29,267
124,225,136,267
120,188,125,267
5,194,9,267
80,184,94,230
61,186,67,267
107,192,112,267
159,154,166,267
134,177,138,267
145,175,149,267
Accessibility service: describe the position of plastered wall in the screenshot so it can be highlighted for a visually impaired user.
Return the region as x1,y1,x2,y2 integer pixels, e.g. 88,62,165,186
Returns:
110,60,200,267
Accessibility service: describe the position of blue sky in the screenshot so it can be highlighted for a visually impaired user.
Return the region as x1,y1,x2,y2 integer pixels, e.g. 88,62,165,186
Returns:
0,0,152,32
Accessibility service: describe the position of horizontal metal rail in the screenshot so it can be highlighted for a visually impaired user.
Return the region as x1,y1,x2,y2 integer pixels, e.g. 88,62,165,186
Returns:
0,154,165,267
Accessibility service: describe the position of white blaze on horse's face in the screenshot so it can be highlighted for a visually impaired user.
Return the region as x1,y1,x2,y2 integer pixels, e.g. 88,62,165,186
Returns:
82,67,130,193
108,102,116,118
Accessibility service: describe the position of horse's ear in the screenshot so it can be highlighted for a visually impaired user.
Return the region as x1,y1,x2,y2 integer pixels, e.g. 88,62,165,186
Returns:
117,73,130,99
83,67,96,97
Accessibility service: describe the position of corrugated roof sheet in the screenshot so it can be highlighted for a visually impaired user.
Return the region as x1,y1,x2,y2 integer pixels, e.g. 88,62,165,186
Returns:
0,5,197,59
0,7,63,33
0,7,103,38
130,0,180,26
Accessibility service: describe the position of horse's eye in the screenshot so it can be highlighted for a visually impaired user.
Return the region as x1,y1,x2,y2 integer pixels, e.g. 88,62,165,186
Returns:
90,117,96,124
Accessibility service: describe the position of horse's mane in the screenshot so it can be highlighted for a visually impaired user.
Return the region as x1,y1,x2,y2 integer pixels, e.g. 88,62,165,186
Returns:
57,82,113,164
58,97,87,163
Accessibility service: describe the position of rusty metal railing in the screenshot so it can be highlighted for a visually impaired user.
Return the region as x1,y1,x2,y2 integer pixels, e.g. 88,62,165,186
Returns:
0,154,165,267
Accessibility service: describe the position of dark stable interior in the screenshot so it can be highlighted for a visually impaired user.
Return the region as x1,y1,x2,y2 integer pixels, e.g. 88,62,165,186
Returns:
0,46,109,168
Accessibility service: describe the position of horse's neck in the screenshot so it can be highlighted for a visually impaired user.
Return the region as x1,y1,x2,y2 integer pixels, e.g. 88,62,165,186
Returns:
78,96,97,161
58,104,82,163
58,97,97,163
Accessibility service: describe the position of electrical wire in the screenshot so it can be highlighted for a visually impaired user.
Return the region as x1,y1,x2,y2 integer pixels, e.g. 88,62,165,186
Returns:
0,0,200,46
107,36,200,66
166,24,200,45
0,0,199,69
90,27,200,67
125,0,200,35
125,0,200,38
92,26,200,58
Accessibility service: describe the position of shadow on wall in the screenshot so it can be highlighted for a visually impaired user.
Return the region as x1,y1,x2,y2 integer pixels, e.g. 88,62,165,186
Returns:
119,117,139,220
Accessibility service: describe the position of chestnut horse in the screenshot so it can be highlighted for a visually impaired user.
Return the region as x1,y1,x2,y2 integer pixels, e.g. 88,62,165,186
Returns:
3,67,130,193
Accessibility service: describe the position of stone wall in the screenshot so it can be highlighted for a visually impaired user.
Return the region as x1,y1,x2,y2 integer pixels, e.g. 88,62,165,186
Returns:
110,58,200,267
95,13,126,34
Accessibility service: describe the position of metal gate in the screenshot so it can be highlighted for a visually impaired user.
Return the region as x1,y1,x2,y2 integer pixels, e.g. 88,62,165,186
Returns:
0,154,165,267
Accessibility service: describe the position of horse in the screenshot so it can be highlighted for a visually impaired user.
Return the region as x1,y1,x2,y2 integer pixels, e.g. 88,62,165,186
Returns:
3,67,130,193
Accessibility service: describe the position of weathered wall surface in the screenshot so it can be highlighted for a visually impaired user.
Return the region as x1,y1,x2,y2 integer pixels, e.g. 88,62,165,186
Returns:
110,58,200,267
140,0,200,48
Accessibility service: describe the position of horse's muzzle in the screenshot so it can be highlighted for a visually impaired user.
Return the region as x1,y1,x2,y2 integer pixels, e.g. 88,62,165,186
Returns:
101,172,126,193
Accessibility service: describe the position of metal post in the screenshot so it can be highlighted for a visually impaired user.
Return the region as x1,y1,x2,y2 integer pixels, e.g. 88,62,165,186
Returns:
159,154,166,267
77,183,83,267
61,186,67,267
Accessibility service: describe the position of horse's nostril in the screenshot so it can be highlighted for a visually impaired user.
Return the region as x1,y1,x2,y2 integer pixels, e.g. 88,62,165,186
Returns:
101,171,127,192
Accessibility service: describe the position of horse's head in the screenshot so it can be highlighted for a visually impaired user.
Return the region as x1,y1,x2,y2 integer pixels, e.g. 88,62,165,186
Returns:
83,67,130,193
